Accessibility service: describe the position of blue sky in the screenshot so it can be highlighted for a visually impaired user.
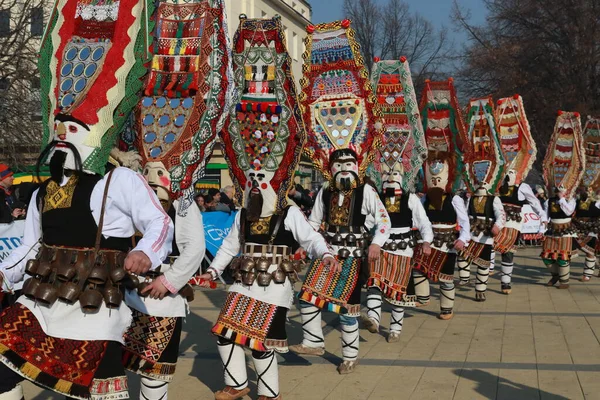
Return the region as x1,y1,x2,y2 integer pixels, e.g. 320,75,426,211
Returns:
308,0,488,44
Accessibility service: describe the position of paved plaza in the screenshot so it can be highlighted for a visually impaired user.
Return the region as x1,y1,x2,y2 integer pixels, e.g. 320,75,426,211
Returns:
24,248,600,399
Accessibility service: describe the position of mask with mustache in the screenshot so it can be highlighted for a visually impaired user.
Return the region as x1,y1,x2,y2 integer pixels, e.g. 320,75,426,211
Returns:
334,170,359,191
37,140,83,183
246,189,264,222
499,175,510,195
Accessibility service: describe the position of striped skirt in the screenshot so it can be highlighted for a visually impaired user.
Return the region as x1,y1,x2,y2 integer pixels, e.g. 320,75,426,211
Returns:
460,241,493,268
367,251,415,306
541,236,573,261
413,246,456,283
494,227,520,254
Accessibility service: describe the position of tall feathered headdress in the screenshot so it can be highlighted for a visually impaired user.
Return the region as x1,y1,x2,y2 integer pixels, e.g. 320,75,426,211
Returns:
220,16,305,213
39,0,149,175
299,19,384,184
463,97,505,193
582,116,600,192
370,57,427,192
543,111,585,198
419,78,467,193
495,95,536,185
132,0,231,211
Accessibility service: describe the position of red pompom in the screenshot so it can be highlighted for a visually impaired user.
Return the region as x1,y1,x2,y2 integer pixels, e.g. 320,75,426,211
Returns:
513,94,520,99
400,56,407,63
497,99,504,105
331,102,336,107
558,110,564,115
306,25,315,33
424,79,431,83
448,77,454,82
574,112,580,117
341,19,351,29
355,99,360,105
373,56,380,63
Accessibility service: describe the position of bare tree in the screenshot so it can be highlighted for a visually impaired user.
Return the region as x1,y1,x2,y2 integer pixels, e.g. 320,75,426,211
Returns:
453,0,600,164
343,0,450,85
0,0,47,169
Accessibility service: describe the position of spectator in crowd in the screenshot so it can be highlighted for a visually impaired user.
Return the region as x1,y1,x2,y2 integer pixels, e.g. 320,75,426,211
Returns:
195,193,206,212
536,185,547,203
0,164,17,223
289,183,314,211
208,188,232,213
219,185,236,211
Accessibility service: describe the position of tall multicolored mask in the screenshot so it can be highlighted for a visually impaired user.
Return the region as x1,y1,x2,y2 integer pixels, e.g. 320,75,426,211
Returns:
581,116,600,193
495,95,536,187
420,79,467,194
133,0,231,211
220,16,305,219
300,20,383,188
463,97,505,194
39,0,148,176
371,57,427,192
543,111,586,198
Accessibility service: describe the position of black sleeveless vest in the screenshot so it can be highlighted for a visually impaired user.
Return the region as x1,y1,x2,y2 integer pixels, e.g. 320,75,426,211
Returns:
166,204,180,257
575,199,600,218
468,195,496,222
322,185,367,229
242,207,299,252
383,193,413,228
548,197,570,219
37,174,131,251
424,194,457,224
499,185,526,207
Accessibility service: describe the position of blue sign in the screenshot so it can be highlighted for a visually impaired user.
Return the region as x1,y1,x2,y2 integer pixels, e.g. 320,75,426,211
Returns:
202,211,237,256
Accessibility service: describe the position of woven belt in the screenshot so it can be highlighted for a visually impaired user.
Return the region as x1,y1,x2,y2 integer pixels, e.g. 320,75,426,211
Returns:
242,244,292,264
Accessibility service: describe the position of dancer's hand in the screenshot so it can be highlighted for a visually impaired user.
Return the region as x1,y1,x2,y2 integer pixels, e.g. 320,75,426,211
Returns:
141,278,169,299
368,244,381,262
454,240,466,251
323,255,340,273
124,251,152,275
491,225,500,236
196,273,214,288
422,242,432,255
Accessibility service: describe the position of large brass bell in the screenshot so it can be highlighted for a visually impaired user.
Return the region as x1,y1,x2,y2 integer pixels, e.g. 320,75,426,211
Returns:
79,289,103,313
434,239,443,248
57,282,81,304
409,239,417,248
36,261,52,278
240,258,255,273
399,241,408,250
104,287,123,309
272,269,287,284
230,258,242,270
331,234,344,245
25,259,39,276
357,239,365,249
292,260,303,272
257,272,272,286
256,257,270,272
110,268,126,283
388,242,398,251
280,260,294,273
137,281,150,297
242,271,256,286
35,283,58,307
22,278,41,299
56,264,77,282
353,248,364,258
233,270,243,282
88,266,108,285
346,234,357,245
338,248,351,259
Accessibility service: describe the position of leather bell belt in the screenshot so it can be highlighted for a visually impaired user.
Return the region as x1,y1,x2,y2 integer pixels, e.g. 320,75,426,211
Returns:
504,204,523,222
230,255,303,287
383,231,416,251
432,226,459,248
136,266,195,302
470,217,494,236
23,244,131,314
547,221,573,236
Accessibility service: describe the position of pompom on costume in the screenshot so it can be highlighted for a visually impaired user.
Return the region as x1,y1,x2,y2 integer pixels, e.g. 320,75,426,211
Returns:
290,20,391,373
0,1,175,399
411,78,471,318
493,95,545,294
205,16,333,398
541,112,586,288
363,57,433,338
457,97,506,301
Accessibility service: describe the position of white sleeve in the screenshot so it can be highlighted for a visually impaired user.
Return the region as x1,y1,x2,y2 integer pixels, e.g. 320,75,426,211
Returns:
520,184,547,222
544,199,549,218
363,184,391,247
308,188,325,231
409,194,433,243
161,203,205,293
128,173,174,270
0,190,42,289
558,198,576,216
452,194,471,243
208,212,241,278
493,196,506,229
284,207,332,259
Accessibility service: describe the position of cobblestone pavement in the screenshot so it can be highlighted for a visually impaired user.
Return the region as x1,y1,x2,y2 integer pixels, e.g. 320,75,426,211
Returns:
24,248,600,399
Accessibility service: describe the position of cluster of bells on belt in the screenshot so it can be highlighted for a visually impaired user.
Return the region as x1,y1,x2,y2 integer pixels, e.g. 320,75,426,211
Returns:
232,257,300,286
506,210,523,222
469,217,493,236
330,233,368,259
382,238,416,252
432,232,457,248
23,256,136,314
575,220,600,233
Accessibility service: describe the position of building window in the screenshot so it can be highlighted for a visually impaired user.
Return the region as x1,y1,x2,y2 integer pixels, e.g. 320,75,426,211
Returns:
0,10,10,37
31,7,43,36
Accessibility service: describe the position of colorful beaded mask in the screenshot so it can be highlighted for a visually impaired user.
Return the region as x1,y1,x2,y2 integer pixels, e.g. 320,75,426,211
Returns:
582,116,600,192
495,95,536,186
464,97,505,194
543,111,586,198
419,79,467,193
135,0,231,211
371,57,427,192
300,19,383,186
220,16,305,216
39,0,148,175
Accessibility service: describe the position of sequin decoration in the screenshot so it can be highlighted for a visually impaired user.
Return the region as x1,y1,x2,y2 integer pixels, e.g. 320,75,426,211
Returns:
237,108,281,171
310,28,353,65
314,99,363,149
58,40,111,112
